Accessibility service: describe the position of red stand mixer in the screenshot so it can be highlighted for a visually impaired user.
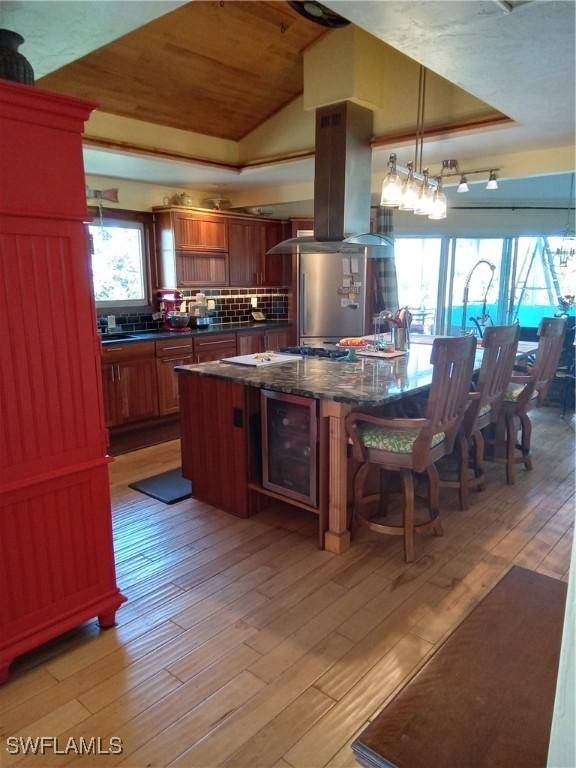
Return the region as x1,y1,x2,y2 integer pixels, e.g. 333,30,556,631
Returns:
157,289,190,332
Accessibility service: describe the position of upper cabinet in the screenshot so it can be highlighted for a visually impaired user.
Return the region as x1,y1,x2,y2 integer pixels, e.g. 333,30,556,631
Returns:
228,218,266,286
174,213,228,251
155,207,291,289
156,209,229,288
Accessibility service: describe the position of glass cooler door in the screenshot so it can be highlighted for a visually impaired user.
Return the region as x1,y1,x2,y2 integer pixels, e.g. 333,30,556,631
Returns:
261,390,318,507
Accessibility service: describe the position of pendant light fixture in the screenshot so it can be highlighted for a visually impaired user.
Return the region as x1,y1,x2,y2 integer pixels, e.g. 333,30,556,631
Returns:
380,65,502,221
486,170,499,190
457,175,469,193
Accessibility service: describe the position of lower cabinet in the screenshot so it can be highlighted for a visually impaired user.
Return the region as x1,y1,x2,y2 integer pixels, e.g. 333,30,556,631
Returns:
101,328,291,427
101,343,158,428
194,333,237,363
157,353,195,415
155,337,195,416
237,328,290,355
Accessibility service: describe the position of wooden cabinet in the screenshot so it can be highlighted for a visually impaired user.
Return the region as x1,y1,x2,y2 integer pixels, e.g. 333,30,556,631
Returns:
179,375,249,517
101,342,158,426
0,82,124,683
173,213,227,251
194,333,237,362
228,219,266,286
155,207,290,289
155,338,195,415
156,209,228,288
264,329,290,351
237,331,264,356
264,221,292,287
237,328,290,355
175,250,228,287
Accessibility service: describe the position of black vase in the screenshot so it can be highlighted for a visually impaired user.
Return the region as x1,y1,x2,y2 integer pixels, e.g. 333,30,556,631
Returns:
0,29,34,86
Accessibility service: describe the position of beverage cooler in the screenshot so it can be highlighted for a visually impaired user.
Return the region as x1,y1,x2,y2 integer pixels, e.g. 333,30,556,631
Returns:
261,391,318,507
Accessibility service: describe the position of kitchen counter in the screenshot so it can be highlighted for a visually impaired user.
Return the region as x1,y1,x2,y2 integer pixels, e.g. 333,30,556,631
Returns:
175,344,481,407
100,320,291,345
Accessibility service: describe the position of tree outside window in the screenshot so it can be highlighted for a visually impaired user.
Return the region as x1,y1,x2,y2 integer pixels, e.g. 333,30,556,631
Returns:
89,220,147,306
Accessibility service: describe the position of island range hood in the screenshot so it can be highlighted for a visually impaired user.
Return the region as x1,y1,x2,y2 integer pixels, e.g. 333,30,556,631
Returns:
268,100,393,256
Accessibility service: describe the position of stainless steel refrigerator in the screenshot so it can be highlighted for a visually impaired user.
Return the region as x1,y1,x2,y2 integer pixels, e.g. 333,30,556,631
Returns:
298,250,368,346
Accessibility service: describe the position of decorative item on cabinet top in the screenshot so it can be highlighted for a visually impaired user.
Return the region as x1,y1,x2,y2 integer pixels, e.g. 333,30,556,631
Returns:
0,29,34,85
163,192,196,206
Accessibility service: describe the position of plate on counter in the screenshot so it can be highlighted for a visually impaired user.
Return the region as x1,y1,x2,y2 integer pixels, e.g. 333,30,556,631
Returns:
221,353,302,367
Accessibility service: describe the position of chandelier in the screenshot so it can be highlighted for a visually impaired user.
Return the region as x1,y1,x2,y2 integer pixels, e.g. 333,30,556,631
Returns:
555,174,576,270
380,66,500,220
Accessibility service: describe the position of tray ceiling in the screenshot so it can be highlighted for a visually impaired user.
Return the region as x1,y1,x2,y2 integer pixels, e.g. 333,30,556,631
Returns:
38,1,326,140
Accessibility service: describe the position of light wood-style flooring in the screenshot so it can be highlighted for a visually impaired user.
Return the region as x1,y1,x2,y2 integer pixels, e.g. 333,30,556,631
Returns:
1,408,574,768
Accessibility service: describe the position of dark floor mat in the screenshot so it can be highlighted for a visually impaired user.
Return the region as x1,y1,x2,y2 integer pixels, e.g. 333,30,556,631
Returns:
129,468,192,504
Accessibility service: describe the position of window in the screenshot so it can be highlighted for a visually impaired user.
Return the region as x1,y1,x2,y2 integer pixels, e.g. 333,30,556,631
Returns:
394,238,442,334
446,238,504,335
89,219,147,307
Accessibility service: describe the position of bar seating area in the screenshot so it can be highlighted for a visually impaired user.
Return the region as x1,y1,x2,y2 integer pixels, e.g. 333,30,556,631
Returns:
345,318,568,563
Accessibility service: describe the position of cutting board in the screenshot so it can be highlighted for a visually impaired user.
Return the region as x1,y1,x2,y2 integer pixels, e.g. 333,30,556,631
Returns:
357,349,407,359
221,353,302,367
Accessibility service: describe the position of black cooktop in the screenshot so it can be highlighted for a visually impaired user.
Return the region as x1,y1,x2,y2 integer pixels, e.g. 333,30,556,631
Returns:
280,346,348,360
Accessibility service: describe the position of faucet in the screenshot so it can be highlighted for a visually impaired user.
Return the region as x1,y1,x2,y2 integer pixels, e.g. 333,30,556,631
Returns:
461,259,496,337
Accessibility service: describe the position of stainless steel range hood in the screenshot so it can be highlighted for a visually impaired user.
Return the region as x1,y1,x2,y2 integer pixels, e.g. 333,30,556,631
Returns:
268,101,393,256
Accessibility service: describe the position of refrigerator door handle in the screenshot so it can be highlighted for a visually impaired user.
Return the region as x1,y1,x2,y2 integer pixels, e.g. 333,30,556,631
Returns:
301,272,307,336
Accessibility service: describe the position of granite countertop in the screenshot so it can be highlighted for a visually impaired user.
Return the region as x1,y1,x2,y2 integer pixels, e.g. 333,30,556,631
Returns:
176,344,483,407
99,320,291,345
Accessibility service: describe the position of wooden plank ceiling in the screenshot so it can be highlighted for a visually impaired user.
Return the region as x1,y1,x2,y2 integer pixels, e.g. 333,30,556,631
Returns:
37,1,327,141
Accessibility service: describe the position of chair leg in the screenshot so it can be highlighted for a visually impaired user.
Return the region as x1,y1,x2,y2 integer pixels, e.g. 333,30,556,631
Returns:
351,462,372,536
426,463,443,537
400,469,416,563
457,434,470,511
379,468,390,517
519,413,533,471
472,429,486,491
505,412,517,485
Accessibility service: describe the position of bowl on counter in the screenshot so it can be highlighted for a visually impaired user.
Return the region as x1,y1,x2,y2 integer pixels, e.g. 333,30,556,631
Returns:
166,311,191,329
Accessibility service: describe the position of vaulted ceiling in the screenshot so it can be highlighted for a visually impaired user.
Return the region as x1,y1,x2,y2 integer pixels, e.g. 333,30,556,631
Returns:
38,1,326,140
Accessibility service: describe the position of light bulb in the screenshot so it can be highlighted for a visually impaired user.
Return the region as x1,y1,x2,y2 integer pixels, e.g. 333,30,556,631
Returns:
380,171,402,207
457,175,469,193
428,183,447,220
414,172,434,215
399,163,418,211
486,171,498,190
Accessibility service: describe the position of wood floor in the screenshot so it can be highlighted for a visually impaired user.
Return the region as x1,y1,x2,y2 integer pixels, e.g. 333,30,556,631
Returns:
1,408,574,768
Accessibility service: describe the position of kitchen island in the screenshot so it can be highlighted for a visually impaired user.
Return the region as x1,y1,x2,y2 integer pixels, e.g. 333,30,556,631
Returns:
176,344,457,554
176,338,538,553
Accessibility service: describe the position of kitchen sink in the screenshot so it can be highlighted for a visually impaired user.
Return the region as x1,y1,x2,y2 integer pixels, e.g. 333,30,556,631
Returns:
101,333,138,343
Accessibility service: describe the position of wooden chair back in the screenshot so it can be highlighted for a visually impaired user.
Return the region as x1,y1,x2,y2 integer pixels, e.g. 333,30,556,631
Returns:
416,335,476,456
529,317,566,404
465,324,520,430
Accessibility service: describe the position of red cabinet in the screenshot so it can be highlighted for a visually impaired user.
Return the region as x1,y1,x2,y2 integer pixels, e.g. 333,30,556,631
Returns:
0,82,125,683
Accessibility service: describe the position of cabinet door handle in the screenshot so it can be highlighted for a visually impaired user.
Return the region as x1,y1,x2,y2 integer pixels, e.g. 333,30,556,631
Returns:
111,365,115,383
116,364,122,381
159,344,191,352
161,355,194,363
197,339,232,346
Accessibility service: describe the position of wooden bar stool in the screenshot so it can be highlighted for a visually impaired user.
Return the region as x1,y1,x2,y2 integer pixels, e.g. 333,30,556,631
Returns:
439,324,520,509
488,317,566,484
346,336,476,562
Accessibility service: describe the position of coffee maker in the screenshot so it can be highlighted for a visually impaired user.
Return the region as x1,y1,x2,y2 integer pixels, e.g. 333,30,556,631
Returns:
157,288,189,332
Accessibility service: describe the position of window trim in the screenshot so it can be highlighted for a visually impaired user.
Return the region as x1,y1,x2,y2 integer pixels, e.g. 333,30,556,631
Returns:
87,207,155,316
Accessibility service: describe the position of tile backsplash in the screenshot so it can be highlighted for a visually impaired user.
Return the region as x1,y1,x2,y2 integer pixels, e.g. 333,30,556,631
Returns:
181,286,289,324
98,286,290,333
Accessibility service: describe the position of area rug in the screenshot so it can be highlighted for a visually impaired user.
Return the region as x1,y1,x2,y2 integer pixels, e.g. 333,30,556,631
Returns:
129,468,192,504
